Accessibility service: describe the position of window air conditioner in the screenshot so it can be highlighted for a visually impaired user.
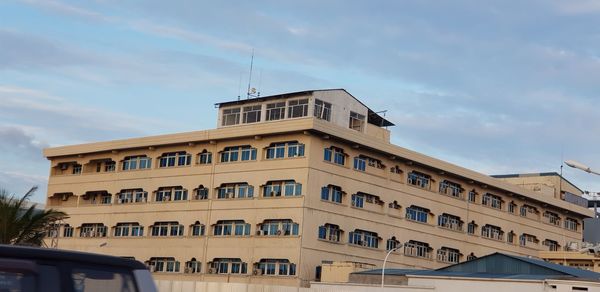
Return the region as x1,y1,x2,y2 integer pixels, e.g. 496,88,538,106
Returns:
253,269,262,276
184,267,190,274
208,268,216,274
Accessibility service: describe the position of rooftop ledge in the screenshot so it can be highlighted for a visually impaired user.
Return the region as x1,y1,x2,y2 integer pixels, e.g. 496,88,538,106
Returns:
43,117,594,218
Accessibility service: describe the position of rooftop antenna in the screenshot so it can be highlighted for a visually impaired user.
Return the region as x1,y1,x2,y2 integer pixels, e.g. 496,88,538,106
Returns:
246,48,260,99
237,72,243,101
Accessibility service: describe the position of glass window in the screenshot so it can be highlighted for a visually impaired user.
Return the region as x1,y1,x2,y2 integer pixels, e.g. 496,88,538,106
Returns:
242,105,262,124
213,220,250,236
287,99,309,118
482,193,503,209
351,194,364,208
407,171,430,189
158,152,191,168
353,157,366,171
406,206,429,223
348,230,379,248
318,224,341,242
222,107,241,126
198,151,212,164
439,180,462,198
321,185,343,203
349,111,365,131
266,102,286,121
314,99,332,121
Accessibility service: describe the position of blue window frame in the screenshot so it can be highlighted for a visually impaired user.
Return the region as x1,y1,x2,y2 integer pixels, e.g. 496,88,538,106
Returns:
353,157,366,171
406,206,429,223
348,230,379,248
321,185,343,203
351,194,364,208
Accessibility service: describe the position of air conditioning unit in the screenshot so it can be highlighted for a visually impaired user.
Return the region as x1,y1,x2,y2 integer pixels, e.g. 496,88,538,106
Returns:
208,268,216,274
253,269,263,276
256,230,265,236
184,267,190,274
276,230,282,236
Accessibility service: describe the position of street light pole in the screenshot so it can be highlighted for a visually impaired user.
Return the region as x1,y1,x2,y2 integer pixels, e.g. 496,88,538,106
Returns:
381,244,402,288
565,160,600,176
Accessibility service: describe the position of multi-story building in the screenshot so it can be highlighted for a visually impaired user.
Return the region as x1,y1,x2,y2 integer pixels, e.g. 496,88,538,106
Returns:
43,89,592,287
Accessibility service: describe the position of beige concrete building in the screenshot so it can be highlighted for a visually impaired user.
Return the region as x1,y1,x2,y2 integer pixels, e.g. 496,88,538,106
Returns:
540,250,600,272
44,89,593,287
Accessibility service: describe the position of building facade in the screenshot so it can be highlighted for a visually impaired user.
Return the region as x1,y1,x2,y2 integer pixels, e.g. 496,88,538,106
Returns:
44,89,592,287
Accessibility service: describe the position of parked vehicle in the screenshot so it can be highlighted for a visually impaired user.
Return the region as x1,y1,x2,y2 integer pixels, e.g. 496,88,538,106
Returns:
0,244,157,292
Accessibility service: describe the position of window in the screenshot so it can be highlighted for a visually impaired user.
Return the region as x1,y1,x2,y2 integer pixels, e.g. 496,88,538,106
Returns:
151,222,184,237
71,267,137,291
437,247,460,264
543,239,560,251
263,180,302,197
193,185,209,200
82,191,111,205
242,105,262,123
198,150,212,165
407,171,431,189
266,142,305,159
258,219,299,236
520,204,538,217
507,231,515,243
318,224,342,242
159,152,191,168
122,156,152,171
482,193,503,209
220,146,257,162
321,185,343,203
324,147,345,165
79,223,107,238
565,218,578,231
481,224,503,241
185,259,202,273
222,107,241,126
353,157,366,171
543,211,561,226
114,223,143,237
210,258,247,274
155,186,187,202
520,233,539,247
468,190,477,203
467,221,477,235
96,160,116,172
349,111,365,131
72,164,82,175
406,206,429,223
256,259,296,276
351,192,381,208
288,99,309,118
404,240,431,259
213,220,251,236
63,225,74,237
147,257,180,273
217,183,254,199
266,102,286,121
438,214,463,231
439,180,463,199
117,189,147,204
386,236,401,251
314,99,332,121
348,229,379,248
351,193,364,208
508,202,517,214
190,221,205,236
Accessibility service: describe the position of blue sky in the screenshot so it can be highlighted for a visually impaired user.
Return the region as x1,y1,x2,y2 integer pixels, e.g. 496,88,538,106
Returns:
2,0,600,203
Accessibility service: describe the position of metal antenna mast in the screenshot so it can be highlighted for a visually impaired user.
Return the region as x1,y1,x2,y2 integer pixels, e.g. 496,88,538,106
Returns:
246,49,254,99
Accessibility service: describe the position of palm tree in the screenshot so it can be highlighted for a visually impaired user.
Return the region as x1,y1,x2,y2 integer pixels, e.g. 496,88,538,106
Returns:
0,186,68,246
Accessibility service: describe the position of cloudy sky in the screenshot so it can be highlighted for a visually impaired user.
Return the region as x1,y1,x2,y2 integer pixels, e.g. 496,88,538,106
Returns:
1,0,600,203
